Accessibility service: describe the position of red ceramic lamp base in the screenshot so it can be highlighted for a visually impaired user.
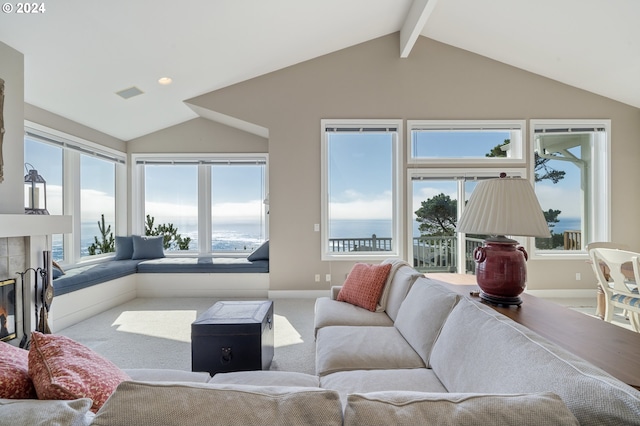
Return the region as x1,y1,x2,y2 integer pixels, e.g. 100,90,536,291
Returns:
473,237,528,307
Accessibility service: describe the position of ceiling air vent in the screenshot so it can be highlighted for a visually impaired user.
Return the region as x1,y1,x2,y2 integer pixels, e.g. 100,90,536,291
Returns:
115,86,144,99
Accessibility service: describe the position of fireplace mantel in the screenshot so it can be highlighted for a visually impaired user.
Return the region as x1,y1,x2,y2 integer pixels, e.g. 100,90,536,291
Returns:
0,214,72,238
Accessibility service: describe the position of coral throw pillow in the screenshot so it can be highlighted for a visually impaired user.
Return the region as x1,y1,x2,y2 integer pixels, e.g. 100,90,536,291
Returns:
337,263,392,312
0,342,37,399
28,332,130,413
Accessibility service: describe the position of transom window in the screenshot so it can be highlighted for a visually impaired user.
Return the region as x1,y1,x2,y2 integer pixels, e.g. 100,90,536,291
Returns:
408,120,525,163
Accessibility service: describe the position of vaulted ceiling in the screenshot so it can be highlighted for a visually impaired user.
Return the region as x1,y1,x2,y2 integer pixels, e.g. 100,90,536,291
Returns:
1,0,638,141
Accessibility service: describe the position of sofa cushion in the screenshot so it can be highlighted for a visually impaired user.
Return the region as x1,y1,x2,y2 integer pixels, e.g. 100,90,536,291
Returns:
0,397,93,426
337,263,392,312
28,332,130,413
380,260,423,320
114,236,134,260
320,368,447,408
123,368,211,383
0,342,36,399
210,371,320,387
393,279,460,366
313,297,393,337
343,391,579,426
91,382,343,426
131,235,165,260
430,297,640,425
315,326,424,376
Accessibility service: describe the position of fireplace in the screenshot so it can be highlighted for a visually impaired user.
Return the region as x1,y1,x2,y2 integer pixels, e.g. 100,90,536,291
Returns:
0,214,72,343
0,278,17,342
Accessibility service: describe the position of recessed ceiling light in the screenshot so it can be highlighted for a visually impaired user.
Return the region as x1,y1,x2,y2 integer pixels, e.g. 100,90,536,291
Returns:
158,77,172,85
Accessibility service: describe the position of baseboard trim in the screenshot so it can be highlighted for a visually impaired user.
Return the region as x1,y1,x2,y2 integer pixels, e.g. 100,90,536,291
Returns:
525,289,597,299
268,290,329,299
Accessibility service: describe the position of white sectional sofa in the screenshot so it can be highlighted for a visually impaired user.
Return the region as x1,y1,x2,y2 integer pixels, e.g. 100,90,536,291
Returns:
4,260,640,425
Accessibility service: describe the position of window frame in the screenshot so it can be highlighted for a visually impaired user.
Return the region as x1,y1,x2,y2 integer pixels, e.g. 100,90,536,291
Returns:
25,122,127,265
131,153,269,256
528,119,611,259
407,167,526,274
407,120,526,165
320,119,403,261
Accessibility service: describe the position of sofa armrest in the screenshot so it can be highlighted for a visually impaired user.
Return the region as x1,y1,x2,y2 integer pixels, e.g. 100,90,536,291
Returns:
330,286,342,300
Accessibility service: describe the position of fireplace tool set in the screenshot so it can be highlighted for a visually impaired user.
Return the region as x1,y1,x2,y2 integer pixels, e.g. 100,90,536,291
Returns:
16,250,53,348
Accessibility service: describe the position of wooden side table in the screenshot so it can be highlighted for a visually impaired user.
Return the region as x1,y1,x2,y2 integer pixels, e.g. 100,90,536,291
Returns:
425,274,640,390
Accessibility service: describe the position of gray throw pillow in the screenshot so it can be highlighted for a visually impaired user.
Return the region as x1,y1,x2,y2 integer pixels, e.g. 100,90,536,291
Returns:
114,236,134,260
247,240,269,261
0,398,94,426
131,235,165,260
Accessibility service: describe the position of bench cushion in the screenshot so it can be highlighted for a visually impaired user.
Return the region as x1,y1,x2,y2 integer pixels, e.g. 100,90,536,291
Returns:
53,260,140,296
136,257,269,273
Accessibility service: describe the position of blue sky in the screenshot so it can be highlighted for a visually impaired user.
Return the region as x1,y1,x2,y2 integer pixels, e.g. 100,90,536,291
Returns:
26,131,581,233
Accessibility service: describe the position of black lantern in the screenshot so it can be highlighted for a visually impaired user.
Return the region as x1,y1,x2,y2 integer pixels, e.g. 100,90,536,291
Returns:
24,163,49,215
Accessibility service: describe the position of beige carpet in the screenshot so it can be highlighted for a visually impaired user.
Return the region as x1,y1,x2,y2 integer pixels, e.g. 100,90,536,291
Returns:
57,297,317,375
57,295,635,378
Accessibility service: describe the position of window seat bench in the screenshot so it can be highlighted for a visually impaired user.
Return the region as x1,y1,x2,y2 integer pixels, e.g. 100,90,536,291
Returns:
50,256,270,332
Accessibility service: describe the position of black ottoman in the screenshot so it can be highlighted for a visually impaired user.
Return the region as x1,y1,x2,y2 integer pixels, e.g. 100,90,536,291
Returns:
191,300,274,375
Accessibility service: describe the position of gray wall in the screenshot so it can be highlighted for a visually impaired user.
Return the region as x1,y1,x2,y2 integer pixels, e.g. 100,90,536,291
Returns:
0,42,24,214
184,34,640,292
5,35,640,293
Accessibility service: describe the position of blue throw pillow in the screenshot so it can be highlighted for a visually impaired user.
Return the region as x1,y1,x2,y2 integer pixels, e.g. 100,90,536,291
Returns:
247,240,269,261
114,236,134,260
131,235,165,260
51,265,64,279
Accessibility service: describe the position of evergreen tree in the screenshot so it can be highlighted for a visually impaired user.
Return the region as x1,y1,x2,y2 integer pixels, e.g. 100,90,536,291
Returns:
414,193,457,236
144,214,191,250
87,214,115,255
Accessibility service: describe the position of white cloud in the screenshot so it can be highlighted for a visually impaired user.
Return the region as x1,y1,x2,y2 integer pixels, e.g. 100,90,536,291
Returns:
212,201,264,221
412,186,457,213
330,191,392,220
535,184,581,217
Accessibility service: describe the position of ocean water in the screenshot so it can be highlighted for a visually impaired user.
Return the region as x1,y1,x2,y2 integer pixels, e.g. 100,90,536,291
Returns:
331,217,581,239
52,221,267,260
51,217,581,260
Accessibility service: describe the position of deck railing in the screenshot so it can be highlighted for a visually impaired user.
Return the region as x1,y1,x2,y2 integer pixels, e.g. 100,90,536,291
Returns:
563,230,582,250
328,235,484,273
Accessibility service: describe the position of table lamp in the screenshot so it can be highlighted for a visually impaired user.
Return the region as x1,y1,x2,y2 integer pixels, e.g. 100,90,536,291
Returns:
456,173,550,306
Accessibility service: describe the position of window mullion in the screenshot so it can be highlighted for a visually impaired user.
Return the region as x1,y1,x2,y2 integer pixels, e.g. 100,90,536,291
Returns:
198,165,211,254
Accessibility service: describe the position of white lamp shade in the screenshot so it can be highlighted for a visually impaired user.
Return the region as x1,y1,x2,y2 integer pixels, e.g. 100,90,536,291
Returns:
456,177,551,238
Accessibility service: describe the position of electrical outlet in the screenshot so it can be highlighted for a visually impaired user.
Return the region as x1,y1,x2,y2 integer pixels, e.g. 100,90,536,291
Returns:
575,273,581,281
314,224,320,232
315,274,320,282
325,274,331,282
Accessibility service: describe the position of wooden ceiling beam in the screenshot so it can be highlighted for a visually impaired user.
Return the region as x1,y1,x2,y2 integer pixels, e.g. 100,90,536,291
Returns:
400,0,439,58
